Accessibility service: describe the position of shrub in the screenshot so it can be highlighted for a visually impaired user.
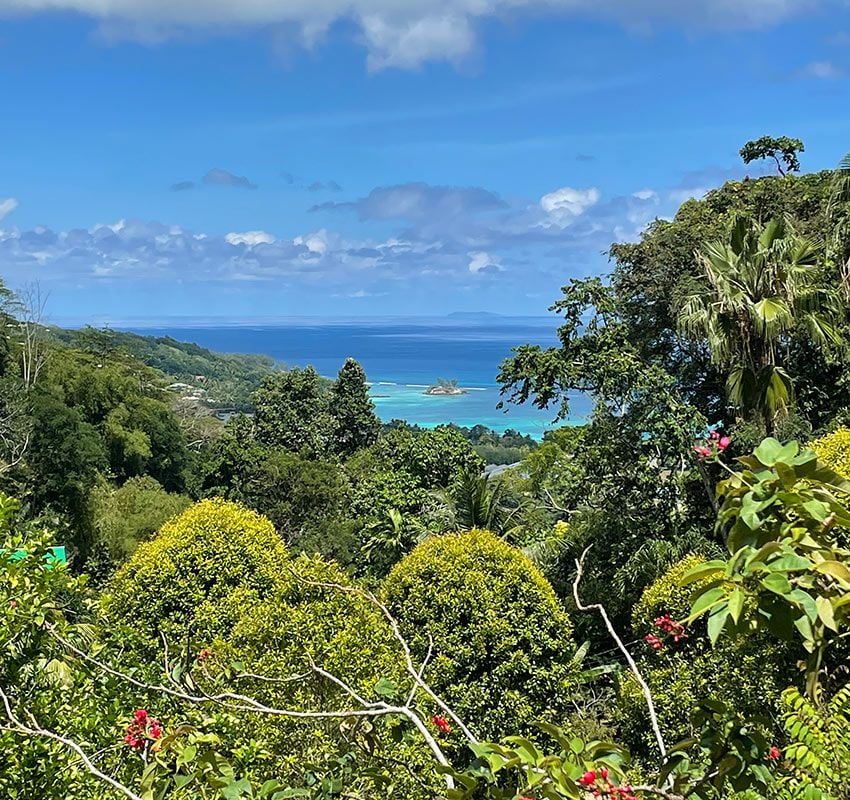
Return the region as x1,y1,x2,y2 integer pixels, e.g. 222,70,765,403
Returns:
615,555,794,758
90,476,191,567
811,426,850,479
382,529,576,739
101,499,287,652
223,555,436,794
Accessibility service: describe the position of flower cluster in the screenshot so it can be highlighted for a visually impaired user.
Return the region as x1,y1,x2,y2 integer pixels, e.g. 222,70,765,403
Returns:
578,768,638,800
431,714,452,734
645,614,688,651
123,709,163,750
655,614,688,642
766,745,781,761
693,430,730,459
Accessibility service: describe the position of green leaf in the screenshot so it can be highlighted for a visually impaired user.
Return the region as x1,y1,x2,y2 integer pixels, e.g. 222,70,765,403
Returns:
728,588,745,623
761,573,793,595
707,606,729,644
816,596,838,632
812,560,850,588
688,586,726,620
679,560,726,586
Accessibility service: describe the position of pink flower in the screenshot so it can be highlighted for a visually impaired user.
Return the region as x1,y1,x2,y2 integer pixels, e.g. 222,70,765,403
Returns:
578,771,597,786
693,445,712,458
149,720,163,739
767,746,781,761
718,436,731,451
710,430,719,441
133,709,148,725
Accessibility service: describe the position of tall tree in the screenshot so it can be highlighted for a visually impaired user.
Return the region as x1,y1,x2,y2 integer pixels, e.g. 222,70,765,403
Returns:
677,216,845,429
252,366,333,455
330,358,381,457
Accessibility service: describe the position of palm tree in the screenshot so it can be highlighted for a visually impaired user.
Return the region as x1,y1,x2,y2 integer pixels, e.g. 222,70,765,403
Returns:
434,467,526,536
677,216,844,430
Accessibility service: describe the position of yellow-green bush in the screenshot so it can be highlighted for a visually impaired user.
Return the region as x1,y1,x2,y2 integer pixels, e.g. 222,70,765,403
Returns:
616,555,795,758
225,555,437,794
811,427,850,478
101,499,288,651
382,528,576,739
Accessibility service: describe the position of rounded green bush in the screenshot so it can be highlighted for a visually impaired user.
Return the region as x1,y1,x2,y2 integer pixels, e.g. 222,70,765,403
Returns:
616,554,795,758
101,498,288,651
382,528,577,739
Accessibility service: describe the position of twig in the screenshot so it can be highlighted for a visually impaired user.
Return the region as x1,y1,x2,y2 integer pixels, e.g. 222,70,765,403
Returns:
293,573,480,745
572,546,667,758
0,684,143,800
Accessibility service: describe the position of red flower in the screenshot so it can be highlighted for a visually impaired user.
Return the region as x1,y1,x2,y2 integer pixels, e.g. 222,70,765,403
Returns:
718,436,731,451
198,648,213,663
149,720,163,739
578,771,597,786
693,445,712,458
599,768,608,779
133,709,148,725
431,714,452,734
644,633,663,651
767,745,781,761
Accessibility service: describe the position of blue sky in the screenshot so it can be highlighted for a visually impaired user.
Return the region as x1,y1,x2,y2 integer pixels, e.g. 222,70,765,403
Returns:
0,1,849,323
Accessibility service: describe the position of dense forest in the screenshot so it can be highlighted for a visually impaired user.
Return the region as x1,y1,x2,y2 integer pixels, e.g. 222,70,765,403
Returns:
4,137,850,800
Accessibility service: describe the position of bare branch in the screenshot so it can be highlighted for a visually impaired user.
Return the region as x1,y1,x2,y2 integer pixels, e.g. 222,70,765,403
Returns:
293,573,480,746
0,684,143,800
572,546,667,758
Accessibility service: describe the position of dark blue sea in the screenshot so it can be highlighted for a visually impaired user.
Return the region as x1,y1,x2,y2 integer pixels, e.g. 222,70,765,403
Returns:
127,318,589,439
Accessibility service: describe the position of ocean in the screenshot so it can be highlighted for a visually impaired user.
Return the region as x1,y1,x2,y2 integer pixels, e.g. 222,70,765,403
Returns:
127,318,590,439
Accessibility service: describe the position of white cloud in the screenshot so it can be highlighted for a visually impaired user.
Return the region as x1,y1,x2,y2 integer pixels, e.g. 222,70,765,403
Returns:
0,0,821,68
539,186,601,227
294,228,334,254
468,250,503,274
225,230,276,246
0,197,18,221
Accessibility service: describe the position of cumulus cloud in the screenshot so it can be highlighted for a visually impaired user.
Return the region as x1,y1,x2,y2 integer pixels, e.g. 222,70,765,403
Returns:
202,168,257,189
225,230,276,245
0,0,821,68
0,170,750,299
0,198,18,221
539,186,601,227
312,181,507,221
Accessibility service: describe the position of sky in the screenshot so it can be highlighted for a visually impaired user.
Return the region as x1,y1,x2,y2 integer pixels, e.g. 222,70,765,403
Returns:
0,1,849,324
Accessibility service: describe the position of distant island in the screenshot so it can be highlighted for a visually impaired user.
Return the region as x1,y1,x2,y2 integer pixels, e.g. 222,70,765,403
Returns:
424,378,467,396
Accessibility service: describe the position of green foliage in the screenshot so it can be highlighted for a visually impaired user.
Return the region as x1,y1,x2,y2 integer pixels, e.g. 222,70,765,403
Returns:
224,556,436,793
89,476,191,567
368,426,484,490
330,358,381,457
383,529,577,738
253,367,334,455
740,136,805,176
776,685,850,799
52,326,279,411
102,499,288,651
685,438,850,695
617,555,791,758
677,216,843,427
810,426,850,478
